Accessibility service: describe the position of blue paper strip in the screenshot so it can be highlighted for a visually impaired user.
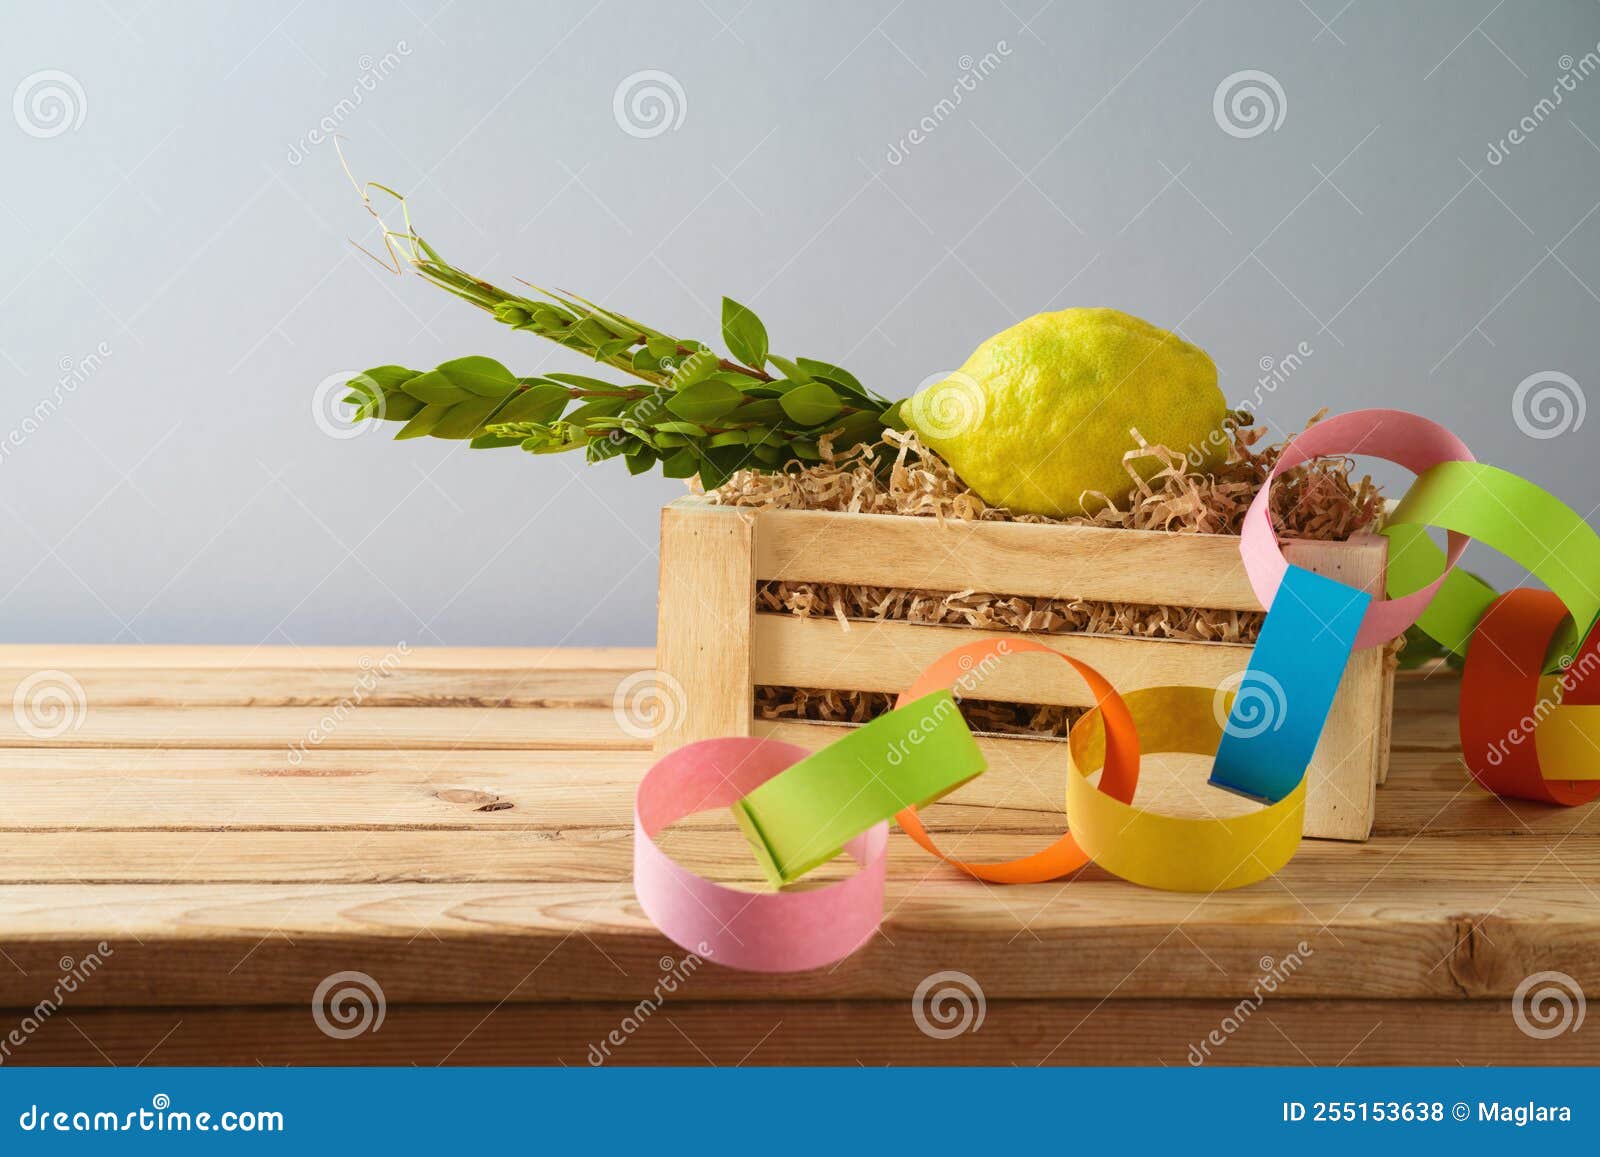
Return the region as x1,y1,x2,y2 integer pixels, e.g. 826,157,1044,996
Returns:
1208,564,1371,804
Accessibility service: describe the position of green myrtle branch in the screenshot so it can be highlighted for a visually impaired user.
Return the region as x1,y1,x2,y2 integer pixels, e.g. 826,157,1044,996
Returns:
340,184,903,486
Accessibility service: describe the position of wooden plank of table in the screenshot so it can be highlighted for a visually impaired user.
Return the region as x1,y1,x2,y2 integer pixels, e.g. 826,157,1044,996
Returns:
0,705,646,750
10,998,1595,1067
0,830,1597,887
0,666,639,708
0,645,656,670
0,731,1548,838
0,870,1595,1008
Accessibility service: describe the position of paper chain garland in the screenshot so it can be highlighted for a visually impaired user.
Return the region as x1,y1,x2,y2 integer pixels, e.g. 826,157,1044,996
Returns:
633,407,1600,971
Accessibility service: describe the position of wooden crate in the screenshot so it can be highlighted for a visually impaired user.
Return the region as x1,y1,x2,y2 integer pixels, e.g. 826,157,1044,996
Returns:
655,495,1394,841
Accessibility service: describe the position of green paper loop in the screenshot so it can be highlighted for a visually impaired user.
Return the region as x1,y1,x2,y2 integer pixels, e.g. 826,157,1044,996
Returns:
1384,460,1600,665
731,690,986,886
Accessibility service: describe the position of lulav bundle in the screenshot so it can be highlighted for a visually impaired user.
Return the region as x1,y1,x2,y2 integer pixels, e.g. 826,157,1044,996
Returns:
342,222,903,489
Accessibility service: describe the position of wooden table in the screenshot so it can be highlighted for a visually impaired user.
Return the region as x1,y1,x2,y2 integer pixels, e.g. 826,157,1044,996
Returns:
0,645,1595,1066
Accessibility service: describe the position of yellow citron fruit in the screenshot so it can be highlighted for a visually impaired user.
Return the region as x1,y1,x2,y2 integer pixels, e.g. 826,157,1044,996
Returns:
902,308,1228,517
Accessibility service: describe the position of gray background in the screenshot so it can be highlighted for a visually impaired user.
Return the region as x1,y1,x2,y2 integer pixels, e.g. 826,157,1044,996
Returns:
3,0,1598,646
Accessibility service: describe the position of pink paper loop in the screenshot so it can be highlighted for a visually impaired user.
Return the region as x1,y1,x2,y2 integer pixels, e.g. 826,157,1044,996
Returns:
633,737,886,973
1237,408,1476,649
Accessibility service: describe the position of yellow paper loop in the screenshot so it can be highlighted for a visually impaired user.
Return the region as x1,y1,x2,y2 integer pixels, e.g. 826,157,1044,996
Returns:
1067,686,1305,892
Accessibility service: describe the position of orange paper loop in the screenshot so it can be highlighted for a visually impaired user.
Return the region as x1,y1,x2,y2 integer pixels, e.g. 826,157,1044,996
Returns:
891,638,1140,883
1460,588,1600,806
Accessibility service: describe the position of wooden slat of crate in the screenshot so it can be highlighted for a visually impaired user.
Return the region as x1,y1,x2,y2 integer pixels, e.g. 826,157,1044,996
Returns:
750,504,1391,609
656,501,756,746
752,615,1250,703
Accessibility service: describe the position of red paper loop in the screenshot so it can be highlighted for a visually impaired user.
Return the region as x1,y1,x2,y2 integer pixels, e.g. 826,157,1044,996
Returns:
1460,589,1600,806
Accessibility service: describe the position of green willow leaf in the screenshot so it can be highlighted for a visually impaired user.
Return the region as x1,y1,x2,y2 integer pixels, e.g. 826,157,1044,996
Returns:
436,355,518,397
400,370,475,404
494,383,572,424
395,402,451,439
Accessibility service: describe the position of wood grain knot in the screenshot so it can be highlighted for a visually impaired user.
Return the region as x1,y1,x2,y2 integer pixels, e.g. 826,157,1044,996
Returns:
434,789,515,812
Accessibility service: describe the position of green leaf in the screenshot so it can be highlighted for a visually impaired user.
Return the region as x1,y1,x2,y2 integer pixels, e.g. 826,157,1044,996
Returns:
654,433,690,449
494,383,572,424
706,430,749,448
670,348,720,389
698,446,748,490
880,399,907,431
795,357,866,396
436,355,518,398
625,447,658,475
429,395,511,439
358,365,421,392
730,397,785,424
395,402,451,439
546,372,625,392
661,450,699,478
632,347,672,377
594,337,635,361
371,393,425,422
666,380,743,423
470,433,525,449
766,355,811,382
653,420,708,437
400,370,475,405
778,382,842,426
572,317,616,347
750,442,782,466
566,397,629,426
721,297,769,369
828,410,882,449
697,461,730,490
